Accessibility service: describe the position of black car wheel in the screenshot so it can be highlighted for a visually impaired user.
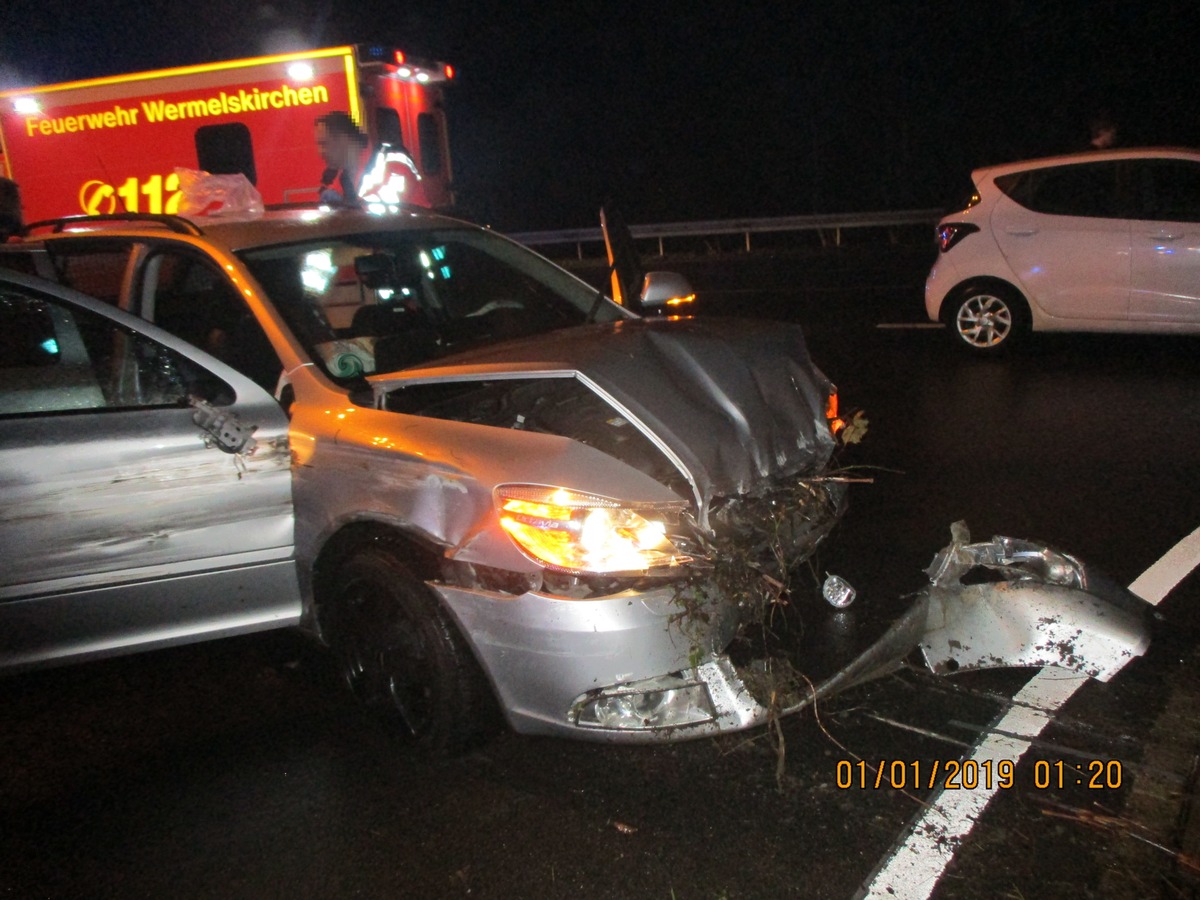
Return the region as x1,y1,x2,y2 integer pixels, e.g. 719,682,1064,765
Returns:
324,541,495,753
946,283,1027,352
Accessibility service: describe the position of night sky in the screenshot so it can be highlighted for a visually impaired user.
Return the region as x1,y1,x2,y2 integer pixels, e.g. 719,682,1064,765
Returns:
4,1,1199,230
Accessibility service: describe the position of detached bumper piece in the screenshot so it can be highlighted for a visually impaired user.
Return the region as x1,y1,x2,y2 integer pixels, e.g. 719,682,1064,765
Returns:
918,521,1150,682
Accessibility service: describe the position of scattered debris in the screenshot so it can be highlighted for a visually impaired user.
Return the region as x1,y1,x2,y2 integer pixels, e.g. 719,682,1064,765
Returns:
822,573,857,608
837,409,869,445
920,522,1151,682
715,521,1155,780
1039,798,1200,875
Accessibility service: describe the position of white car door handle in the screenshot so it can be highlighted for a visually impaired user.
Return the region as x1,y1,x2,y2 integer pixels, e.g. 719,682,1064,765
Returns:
1004,226,1037,236
1148,232,1182,241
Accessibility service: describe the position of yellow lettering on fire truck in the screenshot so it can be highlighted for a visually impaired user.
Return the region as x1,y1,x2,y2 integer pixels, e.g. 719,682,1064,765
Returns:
140,84,329,123
25,105,140,137
22,84,329,137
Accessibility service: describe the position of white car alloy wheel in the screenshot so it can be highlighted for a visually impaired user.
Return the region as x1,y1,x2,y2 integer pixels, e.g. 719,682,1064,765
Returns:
952,289,1018,350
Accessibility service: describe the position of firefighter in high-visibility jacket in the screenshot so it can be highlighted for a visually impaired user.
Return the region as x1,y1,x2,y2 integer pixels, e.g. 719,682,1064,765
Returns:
314,111,429,209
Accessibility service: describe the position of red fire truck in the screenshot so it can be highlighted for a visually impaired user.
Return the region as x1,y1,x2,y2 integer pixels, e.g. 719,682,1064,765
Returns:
0,44,455,223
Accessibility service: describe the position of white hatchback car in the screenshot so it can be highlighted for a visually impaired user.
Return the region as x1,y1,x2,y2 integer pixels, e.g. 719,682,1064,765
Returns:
925,147,1200,351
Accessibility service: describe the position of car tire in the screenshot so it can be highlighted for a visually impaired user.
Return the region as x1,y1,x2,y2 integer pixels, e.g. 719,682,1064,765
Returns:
944,282,1027,352
324,541,497,754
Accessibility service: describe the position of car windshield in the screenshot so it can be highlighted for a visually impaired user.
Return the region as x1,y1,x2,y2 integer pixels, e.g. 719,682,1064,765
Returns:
238,227,625,383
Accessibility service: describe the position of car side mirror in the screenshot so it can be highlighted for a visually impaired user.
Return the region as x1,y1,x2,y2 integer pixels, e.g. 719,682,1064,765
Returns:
639,271,697,314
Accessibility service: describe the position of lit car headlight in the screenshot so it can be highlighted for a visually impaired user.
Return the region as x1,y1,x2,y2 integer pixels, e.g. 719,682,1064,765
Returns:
495,484,692,575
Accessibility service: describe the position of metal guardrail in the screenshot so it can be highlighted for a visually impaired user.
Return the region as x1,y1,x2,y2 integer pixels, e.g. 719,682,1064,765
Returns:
507,208,943,257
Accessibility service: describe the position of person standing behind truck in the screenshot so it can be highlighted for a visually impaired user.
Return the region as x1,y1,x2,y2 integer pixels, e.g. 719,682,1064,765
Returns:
314,111,428,208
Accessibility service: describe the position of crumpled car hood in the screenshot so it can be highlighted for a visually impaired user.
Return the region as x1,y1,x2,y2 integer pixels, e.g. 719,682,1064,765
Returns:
370,317,839,513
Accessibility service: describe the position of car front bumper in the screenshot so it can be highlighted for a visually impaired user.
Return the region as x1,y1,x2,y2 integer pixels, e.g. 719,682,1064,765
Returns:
435,525,1153,744
436,580,758,742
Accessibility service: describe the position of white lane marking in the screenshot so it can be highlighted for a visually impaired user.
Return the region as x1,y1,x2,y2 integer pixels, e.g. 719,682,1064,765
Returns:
1129,525,1200,605
857,669,1087,899
856,527,1200,900
875,323,945,329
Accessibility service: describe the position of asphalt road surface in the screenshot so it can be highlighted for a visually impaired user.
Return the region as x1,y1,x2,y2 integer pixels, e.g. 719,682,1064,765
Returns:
4,245,1200,899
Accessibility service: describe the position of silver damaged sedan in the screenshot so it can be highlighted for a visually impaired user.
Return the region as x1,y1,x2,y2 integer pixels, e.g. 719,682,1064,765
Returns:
0,208,851,751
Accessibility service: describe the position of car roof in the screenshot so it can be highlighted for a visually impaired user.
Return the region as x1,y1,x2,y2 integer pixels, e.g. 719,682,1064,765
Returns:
971,146,1200,181
17,206,482,254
